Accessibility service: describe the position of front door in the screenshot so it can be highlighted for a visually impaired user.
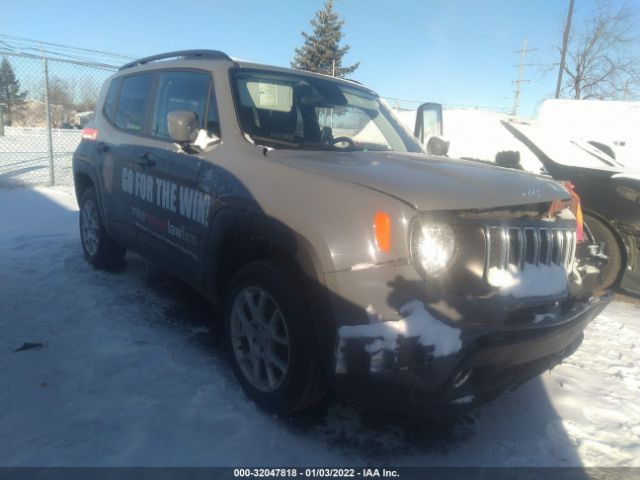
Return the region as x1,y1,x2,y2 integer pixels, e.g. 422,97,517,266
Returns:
128,69,221,282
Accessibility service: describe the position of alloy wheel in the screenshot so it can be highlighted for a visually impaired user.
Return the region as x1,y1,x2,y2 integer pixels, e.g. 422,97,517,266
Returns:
81,199,100,256
230,286,290,392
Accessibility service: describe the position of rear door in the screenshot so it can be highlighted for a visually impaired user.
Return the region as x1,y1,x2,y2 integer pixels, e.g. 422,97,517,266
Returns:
99,73,154,247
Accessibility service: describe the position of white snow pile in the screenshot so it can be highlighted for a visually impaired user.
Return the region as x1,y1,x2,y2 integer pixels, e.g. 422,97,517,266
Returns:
487,264,568,298
537,99,640,171
612,172,640,182
1,186,640,467
336,300,462,367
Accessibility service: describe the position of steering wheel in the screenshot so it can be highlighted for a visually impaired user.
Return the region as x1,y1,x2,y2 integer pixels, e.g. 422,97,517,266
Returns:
331,136,356,149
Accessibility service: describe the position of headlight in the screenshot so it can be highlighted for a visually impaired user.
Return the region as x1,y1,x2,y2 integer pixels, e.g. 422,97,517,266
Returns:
410,222,455,276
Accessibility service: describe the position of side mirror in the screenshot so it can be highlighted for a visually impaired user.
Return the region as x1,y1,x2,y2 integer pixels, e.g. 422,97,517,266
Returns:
167,110,199,143
414,102,443,146
426,135,450,156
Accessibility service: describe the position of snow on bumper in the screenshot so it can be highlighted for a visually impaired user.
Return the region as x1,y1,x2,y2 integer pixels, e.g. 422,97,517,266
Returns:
335,300,462,374
331,293,612,414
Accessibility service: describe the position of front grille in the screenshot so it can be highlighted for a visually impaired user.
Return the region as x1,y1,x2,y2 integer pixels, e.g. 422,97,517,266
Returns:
484,226,576,274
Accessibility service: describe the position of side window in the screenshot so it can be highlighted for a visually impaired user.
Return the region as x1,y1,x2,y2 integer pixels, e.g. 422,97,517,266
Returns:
103,78,121,122
114,74,153,133
151,71,212,140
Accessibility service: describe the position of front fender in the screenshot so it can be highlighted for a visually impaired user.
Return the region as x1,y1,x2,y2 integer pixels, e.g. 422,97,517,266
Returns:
203,208,337,370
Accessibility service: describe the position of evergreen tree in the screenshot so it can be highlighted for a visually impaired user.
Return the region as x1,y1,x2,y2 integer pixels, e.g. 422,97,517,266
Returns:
0,57,27,126
291,0,359,78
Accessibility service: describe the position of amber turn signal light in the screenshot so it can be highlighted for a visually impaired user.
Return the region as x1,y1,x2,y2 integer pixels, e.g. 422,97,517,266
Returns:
374,211,391,252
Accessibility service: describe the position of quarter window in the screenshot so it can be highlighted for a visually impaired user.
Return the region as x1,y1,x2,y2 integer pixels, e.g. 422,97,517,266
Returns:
114,74,153,133
151,71,216,140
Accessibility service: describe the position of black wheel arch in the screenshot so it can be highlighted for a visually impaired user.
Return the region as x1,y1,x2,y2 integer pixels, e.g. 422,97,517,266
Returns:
203,208,336,373
74,171,95,206
73,160,116,237
73,161,102,210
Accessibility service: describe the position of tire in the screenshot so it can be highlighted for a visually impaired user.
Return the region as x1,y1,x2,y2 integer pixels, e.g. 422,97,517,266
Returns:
583,213,624,291
224,261,326,415
79,187,125,269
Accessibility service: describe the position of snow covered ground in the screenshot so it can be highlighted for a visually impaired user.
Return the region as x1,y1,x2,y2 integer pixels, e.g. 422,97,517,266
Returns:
0,127,79,187
1,186,639,467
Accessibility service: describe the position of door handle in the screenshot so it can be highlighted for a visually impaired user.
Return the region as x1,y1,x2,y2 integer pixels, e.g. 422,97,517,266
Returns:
95,141,108,153
135,152,156,168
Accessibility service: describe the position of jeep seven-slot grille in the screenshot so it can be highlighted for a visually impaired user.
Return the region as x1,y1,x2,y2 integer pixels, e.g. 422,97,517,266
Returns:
484,226,576,274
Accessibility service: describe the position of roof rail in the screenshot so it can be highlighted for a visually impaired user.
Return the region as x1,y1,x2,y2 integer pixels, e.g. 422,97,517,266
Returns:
119,50,232,70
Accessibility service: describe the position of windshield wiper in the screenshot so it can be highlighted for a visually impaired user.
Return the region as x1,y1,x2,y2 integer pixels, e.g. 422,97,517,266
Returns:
250,135,383,153
250,135,302,149
570,140,619,167
298,141,346,151
251,136,351,152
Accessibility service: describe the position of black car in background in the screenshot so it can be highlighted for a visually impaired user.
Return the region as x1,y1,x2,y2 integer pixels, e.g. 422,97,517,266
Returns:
408,104,640,295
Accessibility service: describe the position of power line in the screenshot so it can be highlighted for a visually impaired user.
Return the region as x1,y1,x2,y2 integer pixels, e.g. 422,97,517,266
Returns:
335,0,517,49
0,49,118,70
4,44,115,65
340,0,514,47
0,34,137,61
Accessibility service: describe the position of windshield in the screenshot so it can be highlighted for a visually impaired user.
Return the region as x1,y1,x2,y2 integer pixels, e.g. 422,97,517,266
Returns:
230,68,422,153
508,122,624,170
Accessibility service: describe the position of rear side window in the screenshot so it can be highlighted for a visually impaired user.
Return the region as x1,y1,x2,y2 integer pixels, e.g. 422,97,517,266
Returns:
103,78,121,122
114,74,153,133
151,71,213,140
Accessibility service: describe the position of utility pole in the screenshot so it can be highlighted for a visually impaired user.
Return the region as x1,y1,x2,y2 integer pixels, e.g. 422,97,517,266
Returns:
512,38,535,116
555,0,575,99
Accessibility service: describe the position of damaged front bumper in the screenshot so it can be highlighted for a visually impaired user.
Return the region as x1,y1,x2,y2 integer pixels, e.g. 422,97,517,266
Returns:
332,293,612,415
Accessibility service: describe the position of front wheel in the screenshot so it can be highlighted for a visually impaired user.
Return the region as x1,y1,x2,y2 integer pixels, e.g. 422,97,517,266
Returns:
224,261,326,414
79,187,125,269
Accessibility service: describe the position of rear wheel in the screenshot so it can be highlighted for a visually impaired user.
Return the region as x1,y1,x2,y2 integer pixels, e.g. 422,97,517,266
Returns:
583,213,624,291
79,187,125,269
224,261,326,414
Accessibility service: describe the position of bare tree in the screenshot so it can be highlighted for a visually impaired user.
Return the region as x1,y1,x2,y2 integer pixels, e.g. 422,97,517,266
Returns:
560,1,639,100
76,77,98,112
40,77,73,127
46,77,73,107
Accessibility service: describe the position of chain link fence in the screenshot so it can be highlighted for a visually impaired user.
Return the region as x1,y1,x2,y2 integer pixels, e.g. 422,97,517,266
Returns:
0,51,117,186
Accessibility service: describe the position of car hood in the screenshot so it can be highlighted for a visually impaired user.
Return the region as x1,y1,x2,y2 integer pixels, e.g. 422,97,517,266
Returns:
269,150,570,211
